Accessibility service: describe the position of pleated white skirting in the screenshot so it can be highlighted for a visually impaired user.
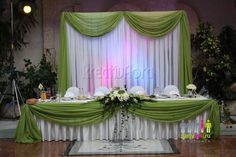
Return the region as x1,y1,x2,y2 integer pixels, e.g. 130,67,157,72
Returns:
35,111,207,141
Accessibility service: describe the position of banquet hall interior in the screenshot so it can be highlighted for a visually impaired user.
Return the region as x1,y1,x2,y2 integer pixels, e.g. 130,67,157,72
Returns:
0,0,236,157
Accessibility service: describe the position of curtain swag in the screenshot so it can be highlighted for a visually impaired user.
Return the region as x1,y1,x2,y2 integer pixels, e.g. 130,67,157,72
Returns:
15,99,220,143
58,11,192,95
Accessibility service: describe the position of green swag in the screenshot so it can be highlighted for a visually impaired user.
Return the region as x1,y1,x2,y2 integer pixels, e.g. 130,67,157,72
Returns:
58,11,192,95
15,99,220,143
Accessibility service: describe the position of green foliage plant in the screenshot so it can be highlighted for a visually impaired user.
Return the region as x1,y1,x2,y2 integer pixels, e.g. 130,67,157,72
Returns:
191,23,232,99
18,54,57,99
218,26,236,100
0,0,38,94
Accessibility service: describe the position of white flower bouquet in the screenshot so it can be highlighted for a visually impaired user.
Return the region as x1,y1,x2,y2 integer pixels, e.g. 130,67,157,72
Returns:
186,84,197,90
97,87,142,113
186,84,197,97
97,87,143,141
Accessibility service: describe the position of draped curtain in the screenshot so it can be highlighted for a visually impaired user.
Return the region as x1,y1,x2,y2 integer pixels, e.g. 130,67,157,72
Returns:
66,19,179,94
59,11,192,95
15,99,220,143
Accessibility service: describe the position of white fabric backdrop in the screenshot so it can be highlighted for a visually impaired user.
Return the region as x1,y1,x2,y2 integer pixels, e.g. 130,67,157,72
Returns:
66,18,180,95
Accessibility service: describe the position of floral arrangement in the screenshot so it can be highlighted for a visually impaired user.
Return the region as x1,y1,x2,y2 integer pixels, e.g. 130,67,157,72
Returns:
186,84,197,91
97,87,143,141
97,87,143,114
186,84,197,97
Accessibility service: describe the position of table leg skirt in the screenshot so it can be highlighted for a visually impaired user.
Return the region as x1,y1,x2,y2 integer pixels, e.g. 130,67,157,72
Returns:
35,111,208,141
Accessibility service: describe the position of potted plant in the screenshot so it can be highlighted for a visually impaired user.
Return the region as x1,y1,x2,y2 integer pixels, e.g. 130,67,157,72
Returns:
192,23,236,125
17,54,57,99
191,23,231,99
218,26,236,124
0,0,38,94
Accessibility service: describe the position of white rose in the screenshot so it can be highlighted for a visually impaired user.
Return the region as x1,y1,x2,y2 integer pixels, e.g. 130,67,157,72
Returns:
123,92,129,100
105,98,109,104
133,98,138,103
111,96,115,101
118,96,124,102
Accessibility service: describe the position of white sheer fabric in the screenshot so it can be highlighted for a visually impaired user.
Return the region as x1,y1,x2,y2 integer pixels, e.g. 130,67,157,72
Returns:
36,111,207,141
66,18,179,95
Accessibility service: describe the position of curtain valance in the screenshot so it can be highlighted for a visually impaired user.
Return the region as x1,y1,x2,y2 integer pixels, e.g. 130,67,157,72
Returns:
59,11,192,95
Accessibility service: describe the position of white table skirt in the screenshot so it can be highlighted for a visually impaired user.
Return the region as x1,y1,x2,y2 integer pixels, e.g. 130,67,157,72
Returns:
35,111,208,141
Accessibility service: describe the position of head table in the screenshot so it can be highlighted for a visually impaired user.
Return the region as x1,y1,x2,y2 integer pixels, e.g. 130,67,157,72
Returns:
15,97,220,143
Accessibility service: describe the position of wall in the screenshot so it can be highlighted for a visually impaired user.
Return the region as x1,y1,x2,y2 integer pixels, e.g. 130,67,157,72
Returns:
179,0,236,32
14,0,43,70
14,0,236,70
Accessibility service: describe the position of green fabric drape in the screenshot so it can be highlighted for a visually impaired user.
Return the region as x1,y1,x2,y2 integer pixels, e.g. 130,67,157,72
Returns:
64,12,123,37
58,15,70,96
15,99,220,143
124,11,192,94
15,105,42,143
129,99,220,137
58,11,192,95
178,11,192,94
123,11,181,37
58,12,123,95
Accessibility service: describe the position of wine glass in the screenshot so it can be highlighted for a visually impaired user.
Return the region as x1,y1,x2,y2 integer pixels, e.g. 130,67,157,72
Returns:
56,92,61,102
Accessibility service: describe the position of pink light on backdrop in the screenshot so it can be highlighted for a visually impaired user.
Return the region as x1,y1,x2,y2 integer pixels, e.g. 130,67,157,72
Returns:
99,25,155,89
101,63,110,88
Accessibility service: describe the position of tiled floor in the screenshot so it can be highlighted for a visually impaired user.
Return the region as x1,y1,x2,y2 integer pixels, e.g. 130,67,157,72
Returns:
0,136,236,157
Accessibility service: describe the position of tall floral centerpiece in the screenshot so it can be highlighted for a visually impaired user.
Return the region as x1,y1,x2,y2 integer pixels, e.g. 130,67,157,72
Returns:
97,87,143,141
98,87,142,113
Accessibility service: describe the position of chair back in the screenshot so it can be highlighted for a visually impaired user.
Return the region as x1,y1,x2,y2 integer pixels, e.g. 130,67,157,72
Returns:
94,86,110,97
129,86,146,95
64,87,80,97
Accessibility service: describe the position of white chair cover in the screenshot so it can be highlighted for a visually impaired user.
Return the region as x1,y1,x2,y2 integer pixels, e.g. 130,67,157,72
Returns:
64,87,80,98
162,85,180,97
94,86,110,97
129,86,146,95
